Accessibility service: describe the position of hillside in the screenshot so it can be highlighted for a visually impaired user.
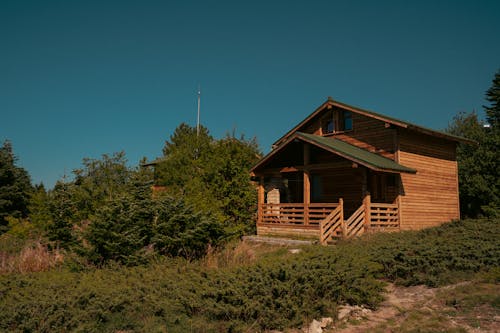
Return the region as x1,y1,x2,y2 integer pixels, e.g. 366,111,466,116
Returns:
0,218,499,332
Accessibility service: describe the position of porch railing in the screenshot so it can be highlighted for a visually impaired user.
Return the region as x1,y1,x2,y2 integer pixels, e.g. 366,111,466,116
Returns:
319,203,343,244
346,204,365,238
261,203,339,225
369,203,399,230
259,195,400,244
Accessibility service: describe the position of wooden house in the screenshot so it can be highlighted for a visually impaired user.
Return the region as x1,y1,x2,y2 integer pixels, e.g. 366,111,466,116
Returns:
250,98,472,244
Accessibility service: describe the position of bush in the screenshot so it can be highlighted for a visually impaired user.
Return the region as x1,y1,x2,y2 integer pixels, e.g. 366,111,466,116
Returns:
0,218,498,332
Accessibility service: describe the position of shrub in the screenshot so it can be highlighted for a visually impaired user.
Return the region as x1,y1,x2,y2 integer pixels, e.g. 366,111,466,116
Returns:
0,240,64,274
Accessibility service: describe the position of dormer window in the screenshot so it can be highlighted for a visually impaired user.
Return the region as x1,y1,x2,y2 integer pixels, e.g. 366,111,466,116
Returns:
322,117,335,134
342,111,353,131
321,110,353,135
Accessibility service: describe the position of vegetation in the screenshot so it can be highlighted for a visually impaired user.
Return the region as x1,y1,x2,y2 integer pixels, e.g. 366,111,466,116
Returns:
0,218,498,332
0,140,33,233
0,70,499,331
155,123,261,234
0,124,259,266
447,70,500,218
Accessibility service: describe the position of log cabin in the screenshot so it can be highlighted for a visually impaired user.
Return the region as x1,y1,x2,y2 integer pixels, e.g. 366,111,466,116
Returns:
250,97,473,244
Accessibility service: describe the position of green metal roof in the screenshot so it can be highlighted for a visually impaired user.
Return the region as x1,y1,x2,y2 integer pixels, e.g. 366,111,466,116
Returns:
297,132,416,173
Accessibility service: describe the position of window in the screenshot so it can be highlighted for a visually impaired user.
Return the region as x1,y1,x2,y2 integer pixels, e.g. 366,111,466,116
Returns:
342,111,353,131
321,110,353,135
322,118,334,134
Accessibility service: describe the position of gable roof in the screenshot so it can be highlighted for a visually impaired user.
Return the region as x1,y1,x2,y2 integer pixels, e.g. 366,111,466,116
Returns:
273,97,474,147
251,132,417,174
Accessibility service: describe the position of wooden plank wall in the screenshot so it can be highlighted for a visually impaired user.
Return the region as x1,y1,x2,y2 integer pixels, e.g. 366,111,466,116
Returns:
257,224,320,239
304,110,396,159
313,167,364,216
398,129,460,230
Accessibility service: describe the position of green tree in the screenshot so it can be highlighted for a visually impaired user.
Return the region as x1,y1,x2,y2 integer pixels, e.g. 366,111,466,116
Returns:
156,123,213,190
156,124,261,234
84,180,155,265
447,70,500,217
205,134,261,233
46,181,77,248
44,152,133,248
484,70,500,128
71,151,131,221
152,194,225,259
84,179,225,264
27,183,52,233
0,140,32,233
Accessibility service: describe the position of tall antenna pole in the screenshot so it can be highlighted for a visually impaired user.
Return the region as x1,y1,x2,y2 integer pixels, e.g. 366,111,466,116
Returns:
196,85,201,136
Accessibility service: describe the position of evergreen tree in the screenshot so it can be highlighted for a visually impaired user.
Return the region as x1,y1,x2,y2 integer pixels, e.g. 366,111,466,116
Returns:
47,181,77,248
0,140,32,233
156,123,213,189
205,134,261,233
447,70,500,217
28,183,52,232
484,70,500,128
155,124,261,234
71,151,131,220
152,194,225,259
84,181,155,265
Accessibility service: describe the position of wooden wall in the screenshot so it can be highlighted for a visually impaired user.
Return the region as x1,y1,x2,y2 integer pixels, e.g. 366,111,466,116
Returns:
398,129,460,230
257,225,319,239
303,109,396,159
311,166,364,216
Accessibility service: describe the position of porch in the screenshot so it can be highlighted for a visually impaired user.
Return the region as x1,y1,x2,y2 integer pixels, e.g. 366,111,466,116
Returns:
257,194,400,244
251,132,415,244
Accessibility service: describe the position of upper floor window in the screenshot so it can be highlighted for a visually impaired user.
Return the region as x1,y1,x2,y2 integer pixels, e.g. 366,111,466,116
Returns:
321,110,353,135
322,117,335,134
342,111,353,131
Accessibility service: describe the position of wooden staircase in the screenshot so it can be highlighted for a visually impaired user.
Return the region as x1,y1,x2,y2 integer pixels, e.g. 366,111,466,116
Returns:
319,195,399,245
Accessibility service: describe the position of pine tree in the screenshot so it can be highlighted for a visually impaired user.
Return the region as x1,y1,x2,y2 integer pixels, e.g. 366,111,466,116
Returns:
447,70,500,217
484,70,500,128
0,140,32,233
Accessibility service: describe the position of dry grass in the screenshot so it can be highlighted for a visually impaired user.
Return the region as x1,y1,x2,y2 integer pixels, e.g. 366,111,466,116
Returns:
0,240,64,274
202,239,284,269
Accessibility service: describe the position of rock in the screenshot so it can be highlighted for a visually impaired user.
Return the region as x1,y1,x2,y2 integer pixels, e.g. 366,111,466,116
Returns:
289,248,301,254
306,319,323,333
337,305,371,321
320,317,333,328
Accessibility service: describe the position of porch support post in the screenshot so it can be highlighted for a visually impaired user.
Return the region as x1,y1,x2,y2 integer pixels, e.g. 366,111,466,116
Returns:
257,176,264,225
364,193,371,232
340,198,347,238
303,143,310,225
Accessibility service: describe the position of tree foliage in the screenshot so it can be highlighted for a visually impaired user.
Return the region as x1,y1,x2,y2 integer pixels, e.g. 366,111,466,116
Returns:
155,123,261,234
0,141,32,233
447,70,500,217
484,69,500,128
84,179,225,265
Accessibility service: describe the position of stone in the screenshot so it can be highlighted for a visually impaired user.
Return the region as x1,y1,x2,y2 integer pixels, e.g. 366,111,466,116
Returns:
320,317,333,327
306,319,323,333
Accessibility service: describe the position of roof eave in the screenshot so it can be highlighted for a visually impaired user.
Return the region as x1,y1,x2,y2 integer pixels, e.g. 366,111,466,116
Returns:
296,133,417,174
272,97,473,148
252,132,417,175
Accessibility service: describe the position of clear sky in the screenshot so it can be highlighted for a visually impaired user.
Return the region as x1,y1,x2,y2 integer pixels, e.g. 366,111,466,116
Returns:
1,0,499,188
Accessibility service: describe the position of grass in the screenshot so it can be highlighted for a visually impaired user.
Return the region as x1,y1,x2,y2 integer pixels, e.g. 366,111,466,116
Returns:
0,218,498,332
0,236,64,274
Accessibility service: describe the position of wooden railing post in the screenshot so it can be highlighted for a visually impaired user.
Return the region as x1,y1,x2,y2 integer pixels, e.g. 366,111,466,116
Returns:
339,198,346,238
364,193,371,232
257,176,264,225
303,143,310,225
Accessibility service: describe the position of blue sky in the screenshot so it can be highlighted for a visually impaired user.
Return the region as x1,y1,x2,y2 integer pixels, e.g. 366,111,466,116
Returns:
1,0,499,188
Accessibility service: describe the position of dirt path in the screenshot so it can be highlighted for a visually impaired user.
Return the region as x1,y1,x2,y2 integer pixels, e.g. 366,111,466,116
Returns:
329,282,499,333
